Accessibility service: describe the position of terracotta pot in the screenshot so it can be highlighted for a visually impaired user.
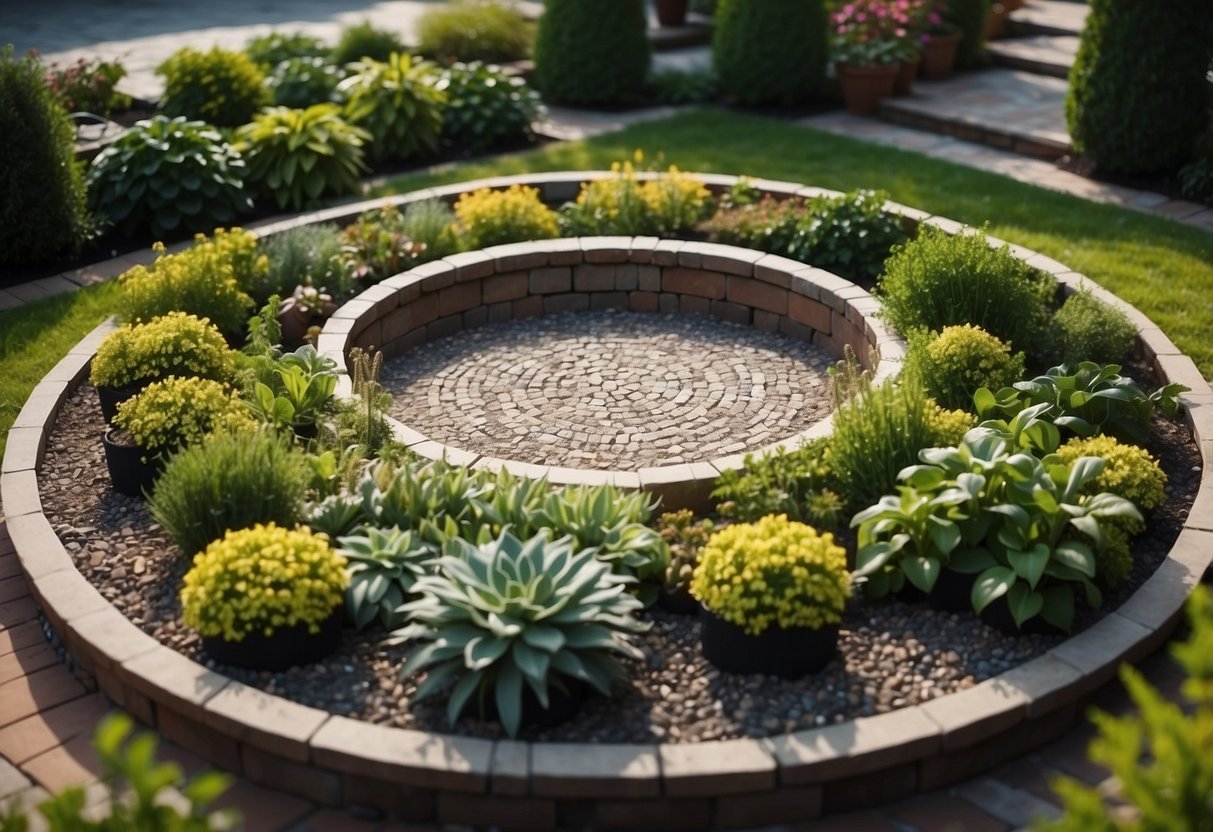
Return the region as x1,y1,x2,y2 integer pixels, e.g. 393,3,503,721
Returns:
101,428,160,498
985,3,1008,41
1002,0,1025,12
654,0,689,26
699,605,838,679
836,63,899,116
202,606,343,671
920,31,961,80
893,57,920,96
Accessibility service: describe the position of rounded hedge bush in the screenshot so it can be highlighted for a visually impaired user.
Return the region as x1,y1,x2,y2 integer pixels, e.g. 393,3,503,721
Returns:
532,0,649,105
157,46,269,127
1066,0,1209,173
906,324,1026,412
713,0,827,106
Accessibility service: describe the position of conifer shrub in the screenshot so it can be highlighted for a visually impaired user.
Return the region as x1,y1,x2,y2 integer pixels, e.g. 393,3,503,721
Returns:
713,0,827,106
532,0,649,105
1066,0,1209,174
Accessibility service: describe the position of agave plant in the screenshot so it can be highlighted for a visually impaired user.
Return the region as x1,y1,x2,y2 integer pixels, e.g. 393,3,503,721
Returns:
392,531,649,737
339,526,437,629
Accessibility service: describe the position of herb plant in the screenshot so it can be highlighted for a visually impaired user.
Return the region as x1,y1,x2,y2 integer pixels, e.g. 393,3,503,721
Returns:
44,55,130,116
560,160,713,237
1053,289,1138,366
255,223,350,304
338,203,428,283
711,439,840,526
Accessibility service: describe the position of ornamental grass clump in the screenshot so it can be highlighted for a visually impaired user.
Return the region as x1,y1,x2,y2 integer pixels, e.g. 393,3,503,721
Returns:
691,514,851,636
113,377,256,459
180,523,348,641
393,531,649,737
453,184,560,249
905,324,1026,412
90,312,236,390
416,0,534,64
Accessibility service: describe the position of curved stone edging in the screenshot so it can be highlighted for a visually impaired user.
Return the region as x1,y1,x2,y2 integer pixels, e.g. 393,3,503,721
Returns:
3,173,1212,830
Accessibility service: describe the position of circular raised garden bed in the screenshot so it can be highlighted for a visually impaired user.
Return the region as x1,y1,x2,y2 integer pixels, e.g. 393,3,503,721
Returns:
4,172,1212,831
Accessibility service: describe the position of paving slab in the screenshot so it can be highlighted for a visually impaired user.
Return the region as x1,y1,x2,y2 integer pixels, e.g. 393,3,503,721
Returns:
987,34,1079,78
1009,0,1090,37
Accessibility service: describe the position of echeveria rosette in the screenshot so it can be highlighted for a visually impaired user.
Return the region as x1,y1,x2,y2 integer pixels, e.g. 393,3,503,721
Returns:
392,531,649,738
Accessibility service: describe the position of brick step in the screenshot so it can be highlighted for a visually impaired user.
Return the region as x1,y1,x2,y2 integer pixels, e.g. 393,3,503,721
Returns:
1008,0,1089,38
987,34,1078,79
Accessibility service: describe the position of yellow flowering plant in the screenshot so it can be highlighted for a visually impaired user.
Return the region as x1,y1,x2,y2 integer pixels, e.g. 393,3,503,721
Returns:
906,324,1026,412
452,184,560,249
113,376,256,459
560,154,714,236
90,312,236,390
180,523,348,641
691,514,851,636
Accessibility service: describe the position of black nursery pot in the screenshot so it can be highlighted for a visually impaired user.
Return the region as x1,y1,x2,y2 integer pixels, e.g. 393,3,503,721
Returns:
658,585,700,615
202,606,343,672
699,605,839,680
96,382,147,424
927,569,977,613
101,428,160,498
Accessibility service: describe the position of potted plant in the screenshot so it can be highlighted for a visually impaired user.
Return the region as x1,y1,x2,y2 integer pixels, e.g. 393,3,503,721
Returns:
691,514,851,678
90,312,235,423
919,5,962,79
392,531,650,738
278,283,337,348
243,345,341,438
654,0,690,26
180,523,348,671
830,0,903,115
657,509,714,614
107,376,256,497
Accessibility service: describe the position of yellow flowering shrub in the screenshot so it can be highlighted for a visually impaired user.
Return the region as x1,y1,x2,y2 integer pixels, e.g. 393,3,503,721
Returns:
90,312,236,389
906,324,1026,412
180,523,348,641
690,514,851,636
113,376,256,457
157,46,269,127
561,157,714,236
926,403,978,448
1053,435,1167,532
453,184,560,249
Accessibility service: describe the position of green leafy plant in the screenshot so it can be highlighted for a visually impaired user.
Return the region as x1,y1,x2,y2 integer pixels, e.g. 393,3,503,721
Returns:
691,514,851,635
331,20,407,65
647,67,720,106
359,458,494,543
266,56,345,108
416,0,534,64
439,61,542,152
180,522,348,641
532,0,650,105
878,225,1055,353
87,115,252,239
454,184,560,248
245,345,341,432
1035,586,1213,832
339,52,446,163
330,346,394,456
236,104,370,212
713,0,827,105
711,438,841,526
0,47,91,266
706,194,806,257
256,223,351,304
157,46,269,127
559,160,713,237
339,526,436,629
905,324,1026,412
150,428,311,557
45,55,130,116
338,203,428,283
114,376,256,459
1053,289,1138,366
393,530,649,737
245,31,329,69
90,312,236,390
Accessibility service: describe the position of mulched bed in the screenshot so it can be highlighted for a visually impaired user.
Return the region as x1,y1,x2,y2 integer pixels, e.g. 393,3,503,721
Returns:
36,374,1199,743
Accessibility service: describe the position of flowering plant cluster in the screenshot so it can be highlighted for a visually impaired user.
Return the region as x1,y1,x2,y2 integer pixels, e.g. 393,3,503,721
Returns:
829,0,944,67
113,376,256,457
180,523,348,641
90,312,235,390
560,154,715,237
690,514,852,636
45,55,130,116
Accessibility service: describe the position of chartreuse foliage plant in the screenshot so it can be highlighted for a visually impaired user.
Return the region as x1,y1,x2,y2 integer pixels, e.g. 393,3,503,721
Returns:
87,116,251,240
0,712,237,832
90,312,235,390
453,184,560,249
439,61,542,153
691,514,851,636
393,531,649,737
1053,288,1137,366
114,376,256,458
338,526,436,629
150,429,311,558
156,46,269,127
1036,586,1213,832
331,20,407,65
532,0,649,105
416,0,534,64
236,104,370,212
906,324,1026,412
181,523,348,641
711,438,843,528
560,159,714,237
713,0,827,106
339,53,446,163
0,46,90,267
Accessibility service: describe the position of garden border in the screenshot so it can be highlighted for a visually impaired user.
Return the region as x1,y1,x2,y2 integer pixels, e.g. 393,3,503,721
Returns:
4,172,1212,830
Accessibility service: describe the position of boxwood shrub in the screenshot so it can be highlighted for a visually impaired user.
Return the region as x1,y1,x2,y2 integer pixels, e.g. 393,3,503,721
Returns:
532,0,649,105
713,0,826,106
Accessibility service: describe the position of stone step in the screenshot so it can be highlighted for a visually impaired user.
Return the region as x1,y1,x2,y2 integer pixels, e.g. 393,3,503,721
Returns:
647,13,714,51
879,68,1070,160
1008,0,1089,38
987,34,1079,78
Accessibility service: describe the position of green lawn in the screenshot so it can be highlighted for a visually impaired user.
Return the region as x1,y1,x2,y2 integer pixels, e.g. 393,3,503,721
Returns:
2,108,1210,461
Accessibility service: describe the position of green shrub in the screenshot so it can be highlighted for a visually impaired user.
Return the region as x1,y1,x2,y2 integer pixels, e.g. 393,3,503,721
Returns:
454,184,560,248
236,104,370,211
338,203,428,283
398,199,461,263
115,376,256,460
331,20,407,65
0,47,90,266
45,55,130,116
157,46,269,127
560,161,714,237
878,226,1054,353
416,0,534,64
257,223,350,303
532,0,649,105
439,61,541,152
245,31,329,69
151,429,311,557
87,115,251,240
713,0,827,106
90,312,236,390
267,56,345,108
339,53,445,163
1066,0,1209,174
942,0,988,68
711,439,841,527
1053,289,1138,366
647,67,720,105
906,324,1025,412
706,194,805,254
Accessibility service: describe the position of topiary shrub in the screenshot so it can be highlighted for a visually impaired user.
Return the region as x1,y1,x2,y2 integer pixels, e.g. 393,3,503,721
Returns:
905,324,1026,412
87,115,252,240
453,184,560,248
157,46,270,127
0,47,90,267
1066,0,1209,174
416,0,534,64
1053,288,1138,366
331,20,407,65
713,0,827,106
339,53,446,163
532,0,649,105
266,56,345,108
439,61,541,152
942,0,988,68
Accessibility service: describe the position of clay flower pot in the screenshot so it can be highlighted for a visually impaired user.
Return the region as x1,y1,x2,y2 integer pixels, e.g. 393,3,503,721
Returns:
699,605,839,679
920,31,961,79
894,57,921,96
654,0,689,26
837,63,899,116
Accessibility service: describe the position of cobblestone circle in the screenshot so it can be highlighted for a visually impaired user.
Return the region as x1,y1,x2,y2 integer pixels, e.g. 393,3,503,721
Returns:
382,309,836,469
